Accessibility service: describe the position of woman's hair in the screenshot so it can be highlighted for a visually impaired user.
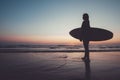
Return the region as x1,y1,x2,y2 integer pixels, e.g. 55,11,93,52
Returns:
83,13,89,21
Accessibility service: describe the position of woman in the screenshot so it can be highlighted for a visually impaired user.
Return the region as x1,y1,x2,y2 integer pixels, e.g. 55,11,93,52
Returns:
80,13,90,61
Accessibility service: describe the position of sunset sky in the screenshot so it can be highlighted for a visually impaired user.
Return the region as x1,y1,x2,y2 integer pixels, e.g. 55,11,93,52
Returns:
0,0,120,45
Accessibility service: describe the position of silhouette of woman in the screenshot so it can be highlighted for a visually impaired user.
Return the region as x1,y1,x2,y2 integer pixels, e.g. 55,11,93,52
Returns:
80,13,90,61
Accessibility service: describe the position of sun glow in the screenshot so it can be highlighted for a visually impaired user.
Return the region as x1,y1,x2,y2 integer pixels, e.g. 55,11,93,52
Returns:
0,34,118,45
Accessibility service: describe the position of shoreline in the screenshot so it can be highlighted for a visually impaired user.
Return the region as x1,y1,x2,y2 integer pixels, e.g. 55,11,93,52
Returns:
0,49,120,53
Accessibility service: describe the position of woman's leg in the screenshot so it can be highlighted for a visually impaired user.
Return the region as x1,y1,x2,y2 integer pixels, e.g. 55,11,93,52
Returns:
83,40,89,59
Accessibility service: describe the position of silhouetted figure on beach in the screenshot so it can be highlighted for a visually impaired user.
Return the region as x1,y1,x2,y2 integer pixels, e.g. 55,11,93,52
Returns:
80,13,90,61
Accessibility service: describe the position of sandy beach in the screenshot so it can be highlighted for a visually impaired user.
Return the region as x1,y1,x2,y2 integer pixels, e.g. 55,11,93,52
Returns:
0,52,120,80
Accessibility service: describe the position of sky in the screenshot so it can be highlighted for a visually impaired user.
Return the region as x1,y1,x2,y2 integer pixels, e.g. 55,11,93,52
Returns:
0,0,120,45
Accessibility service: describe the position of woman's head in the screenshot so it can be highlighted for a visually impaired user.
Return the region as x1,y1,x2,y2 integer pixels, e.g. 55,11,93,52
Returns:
83,13,89,21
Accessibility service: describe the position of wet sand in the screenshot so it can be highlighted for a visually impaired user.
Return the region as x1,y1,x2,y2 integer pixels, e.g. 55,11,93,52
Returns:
0,52,120,80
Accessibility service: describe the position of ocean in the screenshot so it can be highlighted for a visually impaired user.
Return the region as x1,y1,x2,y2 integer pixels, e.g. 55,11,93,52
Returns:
0,43,120,53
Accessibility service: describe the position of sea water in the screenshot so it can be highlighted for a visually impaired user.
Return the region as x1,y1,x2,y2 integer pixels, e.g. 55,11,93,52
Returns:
0,43,120,52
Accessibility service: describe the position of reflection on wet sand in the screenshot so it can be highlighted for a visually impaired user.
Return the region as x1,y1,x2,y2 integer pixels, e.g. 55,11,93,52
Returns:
84,60,91,80
0,52,120,80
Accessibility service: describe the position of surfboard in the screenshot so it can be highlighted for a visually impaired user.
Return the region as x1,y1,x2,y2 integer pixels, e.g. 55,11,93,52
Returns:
69,27,113,41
